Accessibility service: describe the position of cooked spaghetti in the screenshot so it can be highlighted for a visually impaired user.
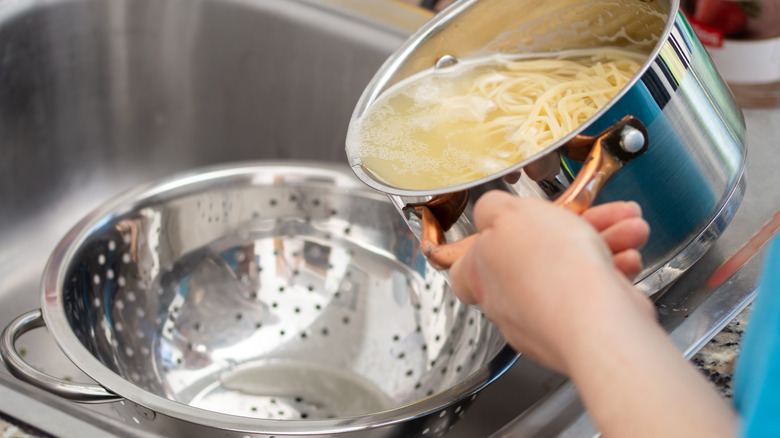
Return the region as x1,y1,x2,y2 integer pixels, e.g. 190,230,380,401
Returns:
347,48,644,190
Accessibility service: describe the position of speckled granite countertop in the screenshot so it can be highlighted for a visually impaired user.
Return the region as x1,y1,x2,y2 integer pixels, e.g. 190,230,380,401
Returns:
692,303,753,399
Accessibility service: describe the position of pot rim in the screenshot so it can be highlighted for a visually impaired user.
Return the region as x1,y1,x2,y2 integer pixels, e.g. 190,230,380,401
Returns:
346,0,680,197
39,161,519,434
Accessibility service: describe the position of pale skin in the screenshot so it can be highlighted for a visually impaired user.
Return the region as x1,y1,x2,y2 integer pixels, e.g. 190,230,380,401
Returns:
448,191,737,438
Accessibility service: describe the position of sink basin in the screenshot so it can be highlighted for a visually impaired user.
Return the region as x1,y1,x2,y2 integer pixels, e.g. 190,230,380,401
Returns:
0,0,559,436
0,0,772,436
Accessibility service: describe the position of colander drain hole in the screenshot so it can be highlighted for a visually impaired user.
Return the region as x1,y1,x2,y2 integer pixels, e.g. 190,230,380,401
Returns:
66,210,501,425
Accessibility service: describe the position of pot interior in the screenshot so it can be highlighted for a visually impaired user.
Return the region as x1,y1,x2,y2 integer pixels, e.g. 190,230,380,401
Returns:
360,0,670,108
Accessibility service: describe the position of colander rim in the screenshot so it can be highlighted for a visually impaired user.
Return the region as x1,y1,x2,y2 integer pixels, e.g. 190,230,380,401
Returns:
39,161,519,433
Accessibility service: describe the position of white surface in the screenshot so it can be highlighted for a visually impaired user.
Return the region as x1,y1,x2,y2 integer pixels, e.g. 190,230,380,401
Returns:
708,37,780,84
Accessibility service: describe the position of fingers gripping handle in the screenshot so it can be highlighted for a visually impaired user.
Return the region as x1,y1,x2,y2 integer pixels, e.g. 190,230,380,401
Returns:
415,116,648,270
415,205,478,270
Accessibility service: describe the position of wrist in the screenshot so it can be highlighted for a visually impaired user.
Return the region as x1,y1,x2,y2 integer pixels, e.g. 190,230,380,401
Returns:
558,287,737,438
557,274,658,378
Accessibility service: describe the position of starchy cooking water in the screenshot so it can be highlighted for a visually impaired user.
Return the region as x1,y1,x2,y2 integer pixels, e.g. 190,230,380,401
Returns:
347,48,643,190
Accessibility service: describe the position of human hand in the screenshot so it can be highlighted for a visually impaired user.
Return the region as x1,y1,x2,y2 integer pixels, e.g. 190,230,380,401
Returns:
449,191,737,438
448,191,653,375
581,199,649,280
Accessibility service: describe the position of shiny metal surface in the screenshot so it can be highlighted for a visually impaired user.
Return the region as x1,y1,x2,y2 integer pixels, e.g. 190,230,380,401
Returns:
3,162,516,436
1,310,121,403
496,107,778,437
411,117,649,270
0,0,420,327
347,0,746,295
0,0,770,437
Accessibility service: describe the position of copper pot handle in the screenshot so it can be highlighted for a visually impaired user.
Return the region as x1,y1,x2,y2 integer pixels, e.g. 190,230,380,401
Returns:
413,116,648,270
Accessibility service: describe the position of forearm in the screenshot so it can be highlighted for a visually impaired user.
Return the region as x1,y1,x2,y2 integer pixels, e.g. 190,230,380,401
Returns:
566,298,737,438
447,194,729,434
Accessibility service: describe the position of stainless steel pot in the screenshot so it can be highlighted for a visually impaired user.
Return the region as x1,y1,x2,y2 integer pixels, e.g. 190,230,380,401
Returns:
346,0,747,294
1,162,517,437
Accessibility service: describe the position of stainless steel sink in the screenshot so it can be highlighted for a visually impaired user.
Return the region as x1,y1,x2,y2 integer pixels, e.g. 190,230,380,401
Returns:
0,1,558,436
0,0,775,436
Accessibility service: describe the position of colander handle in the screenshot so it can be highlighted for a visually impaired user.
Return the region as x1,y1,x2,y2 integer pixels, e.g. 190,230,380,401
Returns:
0,309,122,403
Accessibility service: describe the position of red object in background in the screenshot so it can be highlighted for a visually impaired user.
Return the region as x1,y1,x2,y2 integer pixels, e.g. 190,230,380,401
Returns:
708,210,780,288
686,0,750,47
687,15,727,47
684,0,780,108
694,0,748,36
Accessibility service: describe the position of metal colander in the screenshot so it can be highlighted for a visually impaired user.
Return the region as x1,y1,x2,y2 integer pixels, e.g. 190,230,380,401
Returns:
8,162,516,437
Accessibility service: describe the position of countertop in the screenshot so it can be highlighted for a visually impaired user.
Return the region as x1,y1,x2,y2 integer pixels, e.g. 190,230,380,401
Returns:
692,303,753,399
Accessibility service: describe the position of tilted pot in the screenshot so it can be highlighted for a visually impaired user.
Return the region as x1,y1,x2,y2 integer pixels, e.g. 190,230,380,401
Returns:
346,0,746,294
